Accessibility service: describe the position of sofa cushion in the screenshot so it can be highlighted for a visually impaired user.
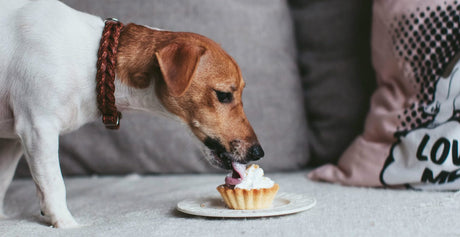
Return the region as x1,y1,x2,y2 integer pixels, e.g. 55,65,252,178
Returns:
3,173,459,235
15,0,309,176
288,0,375,166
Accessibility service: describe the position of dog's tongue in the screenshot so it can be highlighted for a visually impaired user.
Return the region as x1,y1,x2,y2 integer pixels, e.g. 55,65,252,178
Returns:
225,162,246,185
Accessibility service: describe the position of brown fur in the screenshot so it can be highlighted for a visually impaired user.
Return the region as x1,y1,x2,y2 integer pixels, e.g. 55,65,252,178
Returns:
116,24,259,160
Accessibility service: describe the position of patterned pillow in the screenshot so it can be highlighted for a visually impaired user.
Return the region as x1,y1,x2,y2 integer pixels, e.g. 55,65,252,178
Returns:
309,0,460,190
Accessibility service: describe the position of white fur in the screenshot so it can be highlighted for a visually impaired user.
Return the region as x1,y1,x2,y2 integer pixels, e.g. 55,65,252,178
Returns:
0,0,167,228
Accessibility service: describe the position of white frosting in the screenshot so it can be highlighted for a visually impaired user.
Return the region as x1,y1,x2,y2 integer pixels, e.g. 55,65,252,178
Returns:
235,164,274,190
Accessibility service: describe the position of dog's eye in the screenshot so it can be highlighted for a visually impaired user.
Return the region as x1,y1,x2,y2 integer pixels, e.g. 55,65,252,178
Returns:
215,90,233,103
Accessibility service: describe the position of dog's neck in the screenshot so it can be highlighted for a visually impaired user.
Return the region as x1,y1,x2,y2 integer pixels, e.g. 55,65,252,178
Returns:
113,24,169,115
113,78,165,114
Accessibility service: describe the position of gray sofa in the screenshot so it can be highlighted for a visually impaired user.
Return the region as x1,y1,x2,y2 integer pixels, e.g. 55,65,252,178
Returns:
12,0,373,176
3,0,457,236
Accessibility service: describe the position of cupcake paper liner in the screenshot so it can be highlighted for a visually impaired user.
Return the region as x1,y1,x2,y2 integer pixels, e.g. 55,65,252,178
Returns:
216,184,279,210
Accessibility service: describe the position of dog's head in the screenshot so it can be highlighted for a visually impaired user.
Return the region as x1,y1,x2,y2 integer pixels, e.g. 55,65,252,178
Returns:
117,24,264,170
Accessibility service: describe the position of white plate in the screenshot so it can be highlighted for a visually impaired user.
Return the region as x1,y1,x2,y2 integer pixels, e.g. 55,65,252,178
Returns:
176,192,316,218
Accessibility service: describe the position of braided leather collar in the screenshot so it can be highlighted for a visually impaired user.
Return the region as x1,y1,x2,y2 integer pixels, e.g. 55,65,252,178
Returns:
96,18,123,129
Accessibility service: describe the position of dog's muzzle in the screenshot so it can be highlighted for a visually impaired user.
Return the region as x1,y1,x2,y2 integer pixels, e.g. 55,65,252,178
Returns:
204,137,264,169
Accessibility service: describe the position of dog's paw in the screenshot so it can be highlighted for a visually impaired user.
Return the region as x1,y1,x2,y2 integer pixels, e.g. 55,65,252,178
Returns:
52,217,79,229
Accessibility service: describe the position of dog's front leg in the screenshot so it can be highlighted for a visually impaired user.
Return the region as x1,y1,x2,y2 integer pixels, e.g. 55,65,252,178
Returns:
0,139,23,218
17,121,78,228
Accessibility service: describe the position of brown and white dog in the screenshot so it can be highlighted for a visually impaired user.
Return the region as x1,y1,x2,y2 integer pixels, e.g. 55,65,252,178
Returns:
0,0,263,228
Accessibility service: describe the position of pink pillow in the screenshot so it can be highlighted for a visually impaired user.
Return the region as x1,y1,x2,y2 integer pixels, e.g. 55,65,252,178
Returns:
309,0,460,190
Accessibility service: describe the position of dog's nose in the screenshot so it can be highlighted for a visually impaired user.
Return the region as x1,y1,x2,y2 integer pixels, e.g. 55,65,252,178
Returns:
247,144,264,161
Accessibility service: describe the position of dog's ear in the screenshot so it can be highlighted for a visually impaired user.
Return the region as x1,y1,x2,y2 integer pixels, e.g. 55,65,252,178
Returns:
156,43,206,97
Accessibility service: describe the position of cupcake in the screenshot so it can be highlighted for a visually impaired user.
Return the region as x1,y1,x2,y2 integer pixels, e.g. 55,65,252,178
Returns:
217,163,279,210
